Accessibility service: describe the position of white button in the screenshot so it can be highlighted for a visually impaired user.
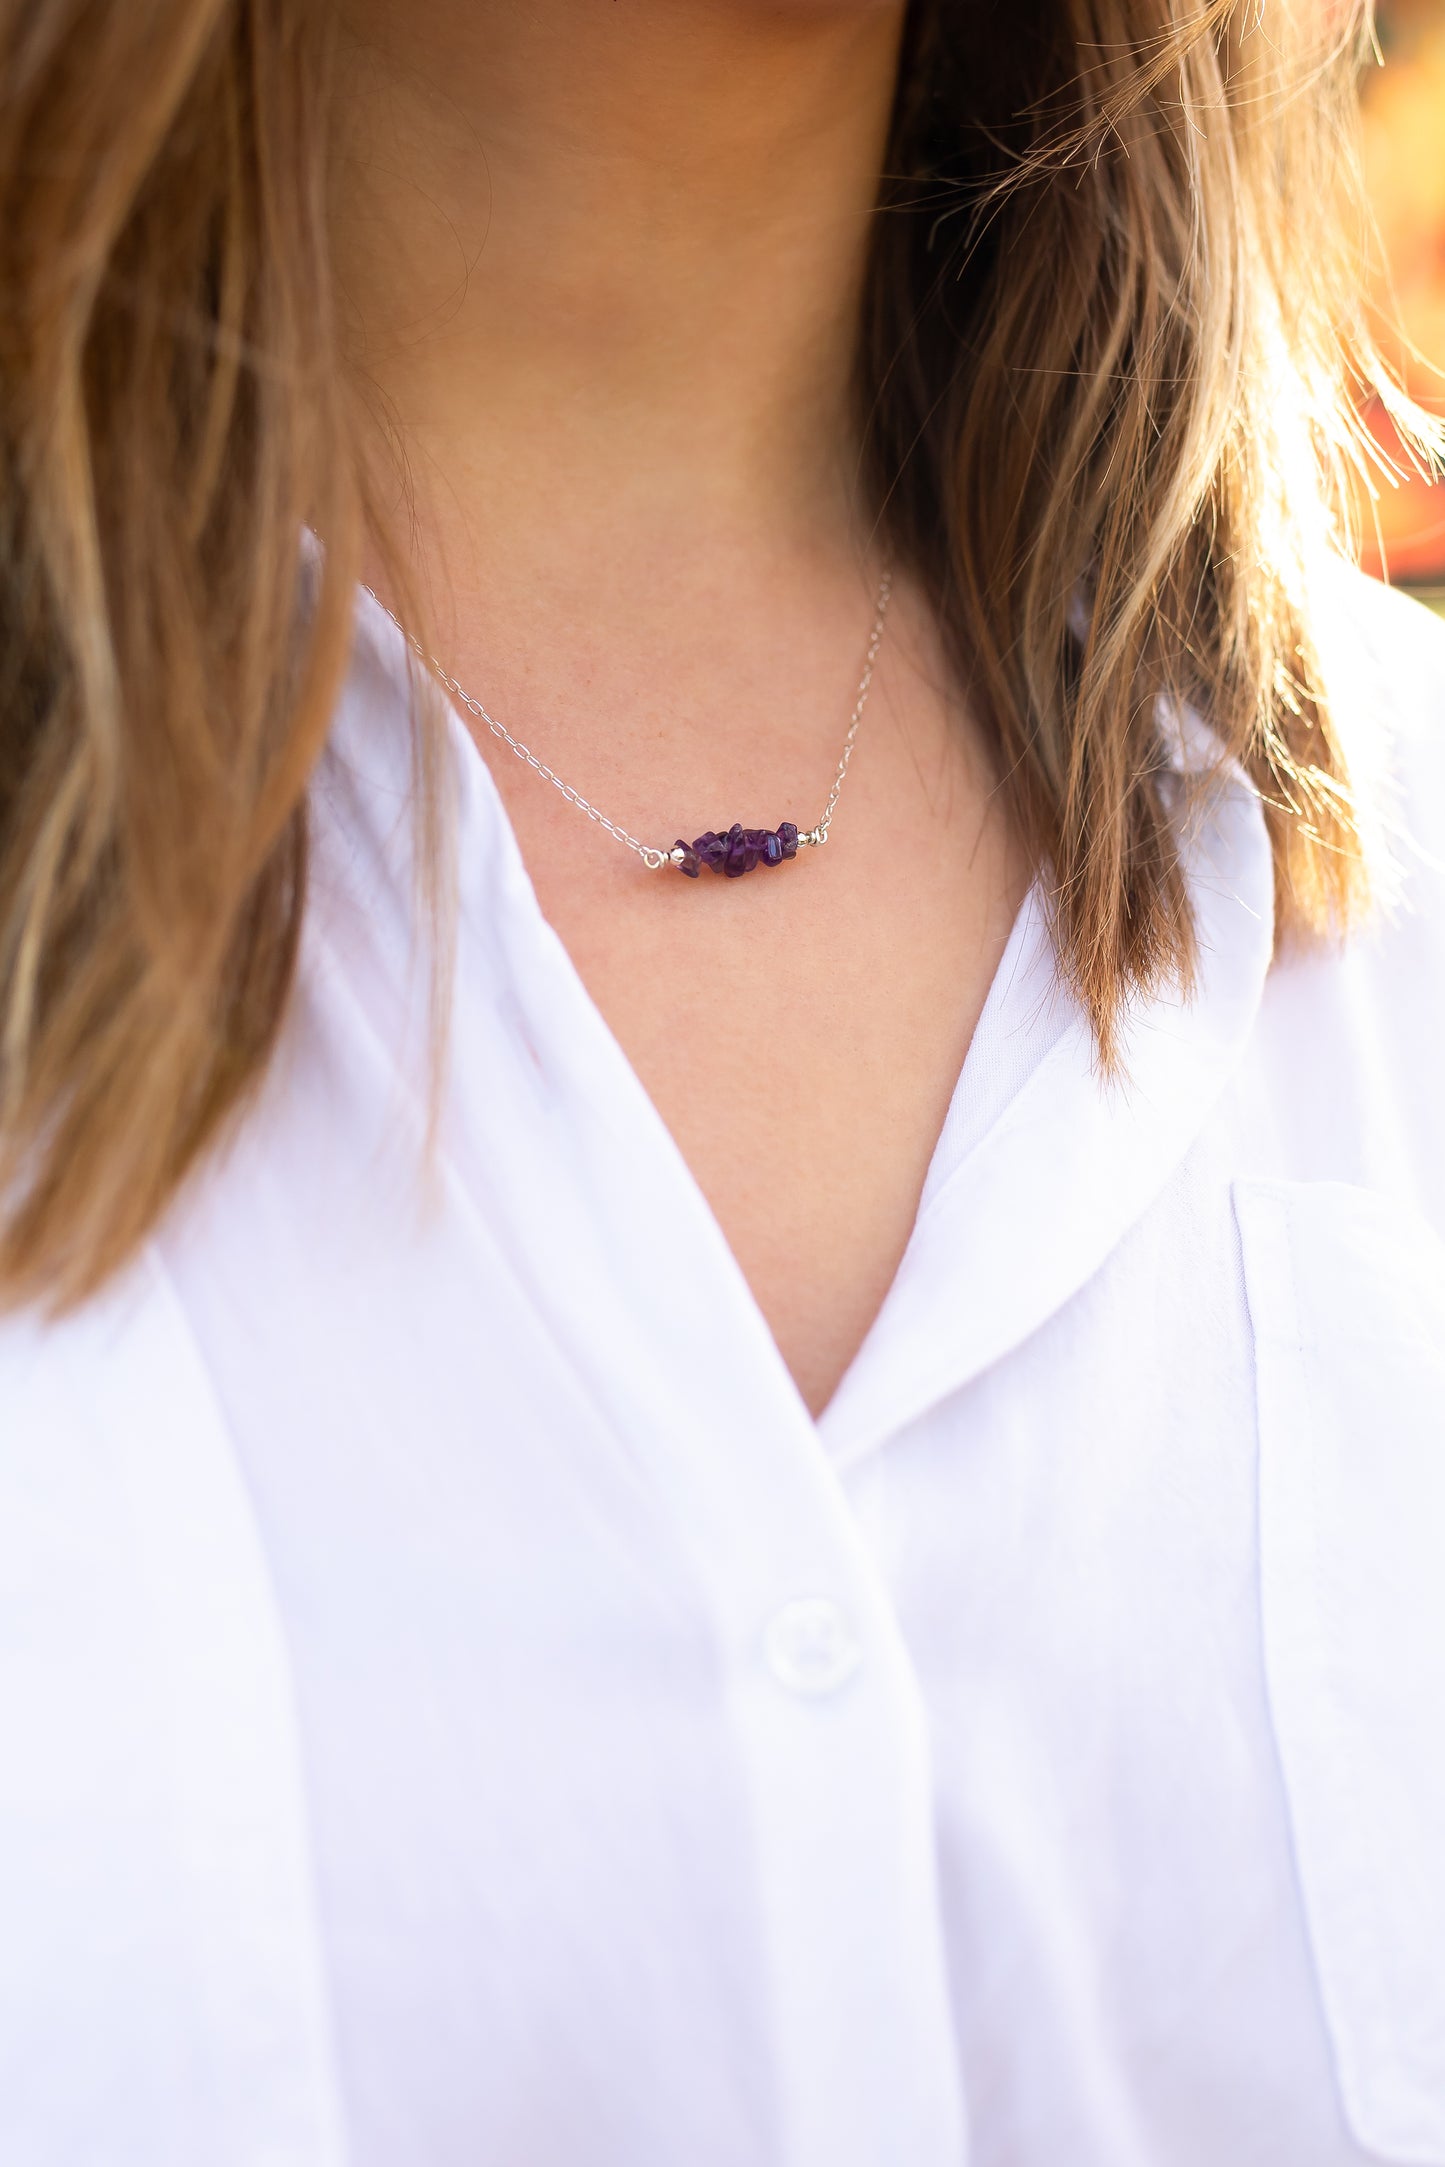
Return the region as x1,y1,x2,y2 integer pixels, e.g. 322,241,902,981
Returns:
763,1596,862,1697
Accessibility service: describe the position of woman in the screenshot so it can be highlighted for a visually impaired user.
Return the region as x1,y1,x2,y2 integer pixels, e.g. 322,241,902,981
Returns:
2,1,1443,2161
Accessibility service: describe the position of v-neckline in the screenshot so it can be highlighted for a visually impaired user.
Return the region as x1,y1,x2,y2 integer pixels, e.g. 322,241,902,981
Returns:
344,581,1274,1463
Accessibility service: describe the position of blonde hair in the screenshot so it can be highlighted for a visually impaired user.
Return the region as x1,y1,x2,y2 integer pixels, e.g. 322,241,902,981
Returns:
0,0,1437,1309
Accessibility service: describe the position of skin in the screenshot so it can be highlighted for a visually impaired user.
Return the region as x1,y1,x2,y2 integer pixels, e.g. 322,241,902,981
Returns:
333,0,1031,1417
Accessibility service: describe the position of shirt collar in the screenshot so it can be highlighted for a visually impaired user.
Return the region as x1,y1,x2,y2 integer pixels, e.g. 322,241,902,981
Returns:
816,764,1275,1465
331,585,1276,1469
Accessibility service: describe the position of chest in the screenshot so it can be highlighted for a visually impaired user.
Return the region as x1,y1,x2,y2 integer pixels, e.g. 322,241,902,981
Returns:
9,1143,1445,2167
471,686,1029,1415
9,720,1445,2166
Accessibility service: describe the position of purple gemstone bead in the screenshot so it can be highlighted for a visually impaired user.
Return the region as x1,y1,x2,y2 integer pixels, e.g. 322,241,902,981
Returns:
691,822,798,878
724,822,752,878
672,839,701,878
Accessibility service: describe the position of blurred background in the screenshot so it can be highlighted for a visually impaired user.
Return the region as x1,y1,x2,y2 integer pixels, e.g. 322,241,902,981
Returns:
1358,0,1445,607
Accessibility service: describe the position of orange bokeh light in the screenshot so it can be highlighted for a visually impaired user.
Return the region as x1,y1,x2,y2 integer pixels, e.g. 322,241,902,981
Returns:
1355,0,1445,585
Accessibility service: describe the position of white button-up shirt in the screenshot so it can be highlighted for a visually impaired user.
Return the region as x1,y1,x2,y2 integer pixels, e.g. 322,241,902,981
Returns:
3,565,1444,2167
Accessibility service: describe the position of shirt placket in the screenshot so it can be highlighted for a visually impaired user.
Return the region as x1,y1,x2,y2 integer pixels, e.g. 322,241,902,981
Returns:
432,803,971,2166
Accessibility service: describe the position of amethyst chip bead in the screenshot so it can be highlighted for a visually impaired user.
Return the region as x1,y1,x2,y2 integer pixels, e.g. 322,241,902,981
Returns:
724,824,759,877
681,822,798,877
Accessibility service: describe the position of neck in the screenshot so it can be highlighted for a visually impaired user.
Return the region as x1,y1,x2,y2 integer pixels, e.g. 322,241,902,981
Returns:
332,1,906,560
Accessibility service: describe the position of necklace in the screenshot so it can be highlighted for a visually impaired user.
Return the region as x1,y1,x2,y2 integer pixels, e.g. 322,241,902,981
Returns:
370,568,892,879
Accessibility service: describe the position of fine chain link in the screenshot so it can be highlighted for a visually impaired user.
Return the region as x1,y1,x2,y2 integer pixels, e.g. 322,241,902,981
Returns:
374,613,665,863
801,565,892,850
368,566,892,872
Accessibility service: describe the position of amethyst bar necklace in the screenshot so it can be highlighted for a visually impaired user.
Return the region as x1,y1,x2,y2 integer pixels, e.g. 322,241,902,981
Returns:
374,568,892,880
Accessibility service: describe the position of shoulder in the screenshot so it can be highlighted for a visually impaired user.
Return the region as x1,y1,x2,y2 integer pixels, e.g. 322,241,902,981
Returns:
0,1250,211,1457
1317,557,1445,703
1249,561,1445,1226
1311,558,1445,881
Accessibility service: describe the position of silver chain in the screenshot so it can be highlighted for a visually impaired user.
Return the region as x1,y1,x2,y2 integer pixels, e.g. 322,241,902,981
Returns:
367,567,892,872
802,566,892,851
